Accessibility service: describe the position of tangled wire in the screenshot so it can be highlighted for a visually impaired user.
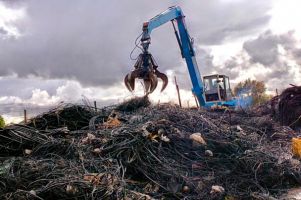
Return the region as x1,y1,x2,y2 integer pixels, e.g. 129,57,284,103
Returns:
0,97,300,200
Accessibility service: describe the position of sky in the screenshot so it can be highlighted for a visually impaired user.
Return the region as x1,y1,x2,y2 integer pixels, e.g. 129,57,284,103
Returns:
0,0,300,123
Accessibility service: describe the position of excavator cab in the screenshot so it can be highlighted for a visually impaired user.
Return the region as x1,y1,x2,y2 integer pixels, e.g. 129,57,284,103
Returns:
203,74,233,103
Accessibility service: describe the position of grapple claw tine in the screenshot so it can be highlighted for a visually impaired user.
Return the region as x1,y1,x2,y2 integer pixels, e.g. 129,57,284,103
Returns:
124,71,137,92
155,70,168,92
149,73,158,93
124,51,168,94
124,74,132,92
143,80,151,94
143,73,158,94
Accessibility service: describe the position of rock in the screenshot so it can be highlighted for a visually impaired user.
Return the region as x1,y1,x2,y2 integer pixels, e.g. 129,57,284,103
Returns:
236,125,243,132
81,133,97,144
210,185,225,194
87,133,96,140
66,184,77,195
280,188,301,200
290,158,301,167
93,148,102,154
158,128,166,135
205,150,213,157
24,149,32,155
190,133,207,145
182,185,190,193
244,150,253,155
160,135,170,142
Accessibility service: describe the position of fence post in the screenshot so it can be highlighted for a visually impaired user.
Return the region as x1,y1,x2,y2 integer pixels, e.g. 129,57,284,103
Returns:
94,101,97,112
24,109,27,124
174,76,182,108
193,93,200,109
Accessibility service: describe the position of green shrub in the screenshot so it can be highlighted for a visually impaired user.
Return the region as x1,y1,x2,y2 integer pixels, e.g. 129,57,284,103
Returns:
0,115,5,128
234,79,270,106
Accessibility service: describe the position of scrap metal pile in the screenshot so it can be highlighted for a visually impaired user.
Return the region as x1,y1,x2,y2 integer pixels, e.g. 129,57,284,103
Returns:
0,97,301,200
278,86,301,128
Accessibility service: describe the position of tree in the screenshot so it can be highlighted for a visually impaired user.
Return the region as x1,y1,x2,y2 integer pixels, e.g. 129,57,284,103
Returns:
0,115,5,128
234,79,270,106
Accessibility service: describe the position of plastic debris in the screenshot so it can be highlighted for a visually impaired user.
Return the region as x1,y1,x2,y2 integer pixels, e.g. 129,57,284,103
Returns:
292,138,301,158
210,185,225,194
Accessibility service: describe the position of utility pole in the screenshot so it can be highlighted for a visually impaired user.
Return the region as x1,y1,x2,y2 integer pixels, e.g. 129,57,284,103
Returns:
174,76,182,108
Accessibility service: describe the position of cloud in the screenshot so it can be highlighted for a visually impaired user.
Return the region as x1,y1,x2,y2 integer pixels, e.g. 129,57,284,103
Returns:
5,0,299,119
222,30,301,91
29,89,59,106
0,79,122,122
0,1,25,39
181,0,272,45
0,0,272,88
243,31,280,66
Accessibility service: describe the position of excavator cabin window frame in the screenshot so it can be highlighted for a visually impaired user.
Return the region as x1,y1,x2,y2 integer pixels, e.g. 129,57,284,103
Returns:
203,74,233,103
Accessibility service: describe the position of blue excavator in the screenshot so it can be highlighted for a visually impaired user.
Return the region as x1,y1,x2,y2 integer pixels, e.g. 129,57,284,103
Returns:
124,6,237,107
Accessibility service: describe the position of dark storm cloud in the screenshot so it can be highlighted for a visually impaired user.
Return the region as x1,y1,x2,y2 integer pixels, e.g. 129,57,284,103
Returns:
243,31,279,66
246,30,301,65
243,30,301,67
0,0,273,89
180,1,272,45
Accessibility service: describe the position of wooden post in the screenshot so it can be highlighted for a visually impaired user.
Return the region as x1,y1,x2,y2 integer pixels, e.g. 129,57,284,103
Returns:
24,109,27,124
187,100,190,108
276,89,279,96
193,93,200,109
56,111,60,125
94,101,97,112
174,76,182,108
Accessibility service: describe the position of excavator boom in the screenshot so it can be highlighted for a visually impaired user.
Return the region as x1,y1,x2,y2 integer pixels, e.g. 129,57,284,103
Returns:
124,6,237,107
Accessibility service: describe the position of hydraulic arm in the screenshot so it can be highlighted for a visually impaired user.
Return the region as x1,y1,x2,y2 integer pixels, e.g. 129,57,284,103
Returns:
124,6,207,106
